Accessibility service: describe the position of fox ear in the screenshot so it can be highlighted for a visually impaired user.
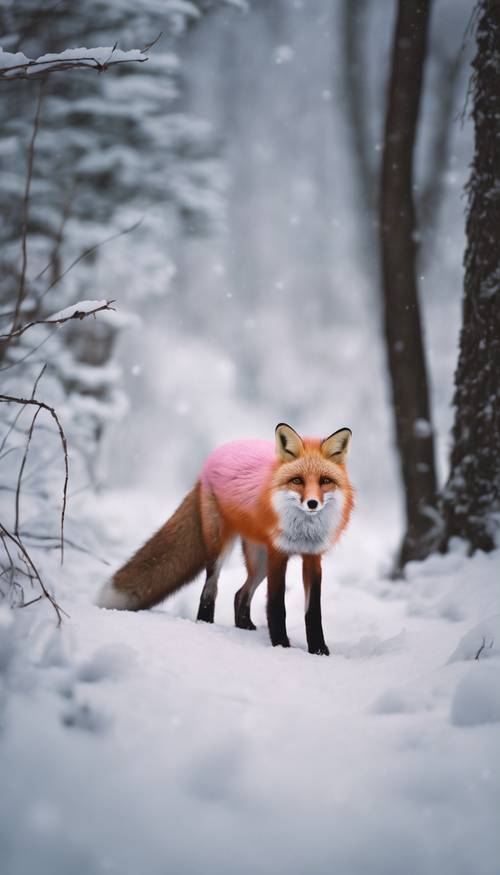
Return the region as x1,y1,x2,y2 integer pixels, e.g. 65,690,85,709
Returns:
275,423,304,461
321,428,352,464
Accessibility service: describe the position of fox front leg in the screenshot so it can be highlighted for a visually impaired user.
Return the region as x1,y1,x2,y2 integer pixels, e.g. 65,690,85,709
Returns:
266,549,290,648
302,555,329,655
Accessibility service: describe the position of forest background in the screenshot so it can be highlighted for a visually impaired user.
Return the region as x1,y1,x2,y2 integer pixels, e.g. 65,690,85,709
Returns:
0,2,499,874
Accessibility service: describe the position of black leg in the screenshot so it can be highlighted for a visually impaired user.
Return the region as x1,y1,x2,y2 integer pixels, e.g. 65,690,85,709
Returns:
234,587,257,630
267,550,290,648
197,595,215,623
234,540,266,630
303,555,329,655
197,562,218,623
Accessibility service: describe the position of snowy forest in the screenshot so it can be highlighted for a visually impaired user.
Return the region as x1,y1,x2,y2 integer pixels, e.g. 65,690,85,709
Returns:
0,1,499,873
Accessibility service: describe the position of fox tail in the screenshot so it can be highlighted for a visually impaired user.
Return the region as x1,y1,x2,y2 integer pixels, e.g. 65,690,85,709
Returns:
97,484,207,611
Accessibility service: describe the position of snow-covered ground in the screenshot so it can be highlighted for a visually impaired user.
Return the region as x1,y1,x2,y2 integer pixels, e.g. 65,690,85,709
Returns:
1,488,499,875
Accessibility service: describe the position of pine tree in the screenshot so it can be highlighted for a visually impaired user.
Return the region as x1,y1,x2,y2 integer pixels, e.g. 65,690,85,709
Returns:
441,0,500,551
0,0,226,465
0,0,233,605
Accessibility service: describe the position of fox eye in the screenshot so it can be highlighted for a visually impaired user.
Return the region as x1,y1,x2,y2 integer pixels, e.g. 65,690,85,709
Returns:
319,476,333,486
290,476,304,486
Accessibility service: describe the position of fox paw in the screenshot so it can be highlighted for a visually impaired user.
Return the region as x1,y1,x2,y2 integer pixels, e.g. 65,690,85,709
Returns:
272,637,290,649
236,616,257,631
197,601,215,623
309,643,330,656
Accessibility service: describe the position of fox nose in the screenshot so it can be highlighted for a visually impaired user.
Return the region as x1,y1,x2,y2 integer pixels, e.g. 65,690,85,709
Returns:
307,499,318,510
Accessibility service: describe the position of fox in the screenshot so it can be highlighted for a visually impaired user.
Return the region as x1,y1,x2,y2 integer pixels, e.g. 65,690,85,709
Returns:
97,423,353,655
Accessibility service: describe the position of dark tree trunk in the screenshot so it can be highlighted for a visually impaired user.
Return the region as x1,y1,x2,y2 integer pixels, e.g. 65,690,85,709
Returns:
441,0,500,552
341,0,375,218
379,0,439,570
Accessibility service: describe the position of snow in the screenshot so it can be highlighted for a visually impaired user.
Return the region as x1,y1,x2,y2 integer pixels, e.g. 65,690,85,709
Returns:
451,663,500,727
31,47,147,72
0,47,30,70
1,3,497,873
0,488,499,875
448,614,500,663
0,46,147,78
46,299,110,322
414,418,432,438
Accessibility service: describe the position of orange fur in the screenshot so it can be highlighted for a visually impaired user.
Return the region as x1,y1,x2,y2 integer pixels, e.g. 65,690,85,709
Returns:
98,424,354,658
205,436,354,552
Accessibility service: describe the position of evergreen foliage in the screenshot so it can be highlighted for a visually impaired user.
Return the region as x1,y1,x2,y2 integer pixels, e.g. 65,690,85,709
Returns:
0,0,229,604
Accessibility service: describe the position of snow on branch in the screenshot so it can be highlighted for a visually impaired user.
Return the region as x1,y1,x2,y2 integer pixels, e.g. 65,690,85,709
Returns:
0,46,148,81
0,300,115,342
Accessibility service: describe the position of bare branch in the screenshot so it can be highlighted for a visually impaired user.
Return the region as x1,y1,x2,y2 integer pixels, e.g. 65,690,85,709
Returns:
0,531,16,593
475,637,494,660
0,395,68,563
23,531,112,566
10,79,46,336
475,637,486,660
0,522,67,623
141,32,163,53
2,217,140,353
35,181,76,282
0,363,45,460
0,300,116,342
0,446,23,463
37,217,144,304
0,326,58,373
0,405,26,454
14,406,41,536
0,50,148,82
31,363,47,397
19,594,43,608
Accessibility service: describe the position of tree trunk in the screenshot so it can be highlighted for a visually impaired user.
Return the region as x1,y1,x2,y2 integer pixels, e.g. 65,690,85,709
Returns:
441,0,500,552
341,0,375,218
379,0,439,569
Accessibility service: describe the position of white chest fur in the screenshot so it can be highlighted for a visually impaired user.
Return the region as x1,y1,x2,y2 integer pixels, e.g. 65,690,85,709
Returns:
271,490,344,555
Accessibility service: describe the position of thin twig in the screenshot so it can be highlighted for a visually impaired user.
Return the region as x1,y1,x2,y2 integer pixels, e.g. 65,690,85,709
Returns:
0,404,26,453
19,595,43,608
36,216,144,305
0,532,16,593
0,523,67,623
474,637,494,660
0,300,116,342
0,445,23,463
14,406,41,536
0,564,31,583
0,394,68,563
10,79,46,336
35,182,76,282
475,637,486,660
23,532,111,566
2,217,142,342
0,53,147,81
141,32,163,53
0,326,58,373
31,363,47,397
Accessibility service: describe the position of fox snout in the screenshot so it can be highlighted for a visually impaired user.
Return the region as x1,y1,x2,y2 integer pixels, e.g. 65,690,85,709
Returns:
298,490,337,514
294,492,324,513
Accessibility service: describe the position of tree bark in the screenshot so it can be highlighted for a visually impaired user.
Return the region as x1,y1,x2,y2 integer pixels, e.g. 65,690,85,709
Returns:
379,0,439,569
341,0,375,218
441,0,500,552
